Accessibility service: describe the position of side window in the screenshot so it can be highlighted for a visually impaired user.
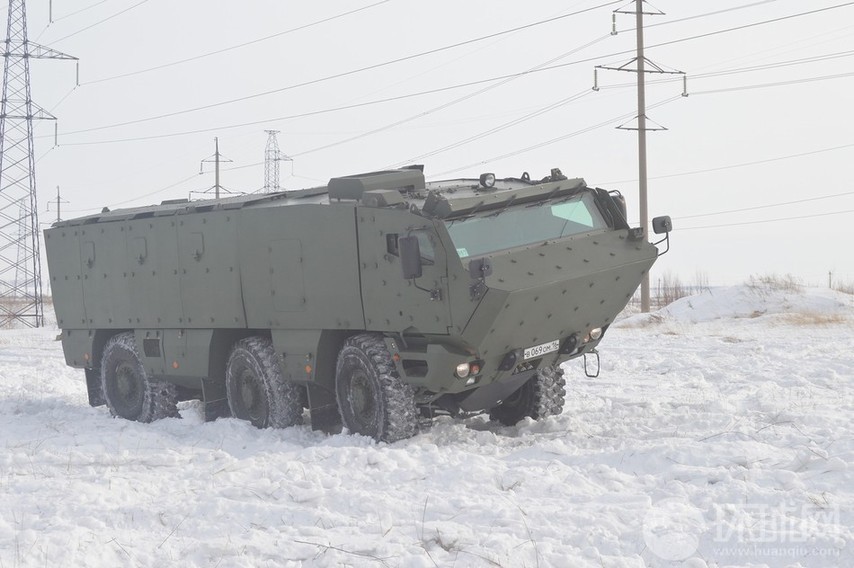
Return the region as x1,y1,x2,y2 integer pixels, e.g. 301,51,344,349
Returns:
386,231,435,265
414,231,435,264
550,194,606,231
551,201,594,227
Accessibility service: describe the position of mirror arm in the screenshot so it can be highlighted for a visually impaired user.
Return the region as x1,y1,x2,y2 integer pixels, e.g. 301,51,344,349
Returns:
653,232,670,256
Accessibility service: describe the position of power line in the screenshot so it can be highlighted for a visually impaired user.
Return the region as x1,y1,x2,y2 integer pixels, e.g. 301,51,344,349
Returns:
50,0,149,44
645,2,854,51
51,0,113,23
290,35,612,160
678,208,854,231
431,95,683,178
643,0,783,29
81,0,397,85
676,190,854,220
57,45,854,149
64,172,200,213
77,0,784,86
593,142,854,185
385,90,594,168
691,71,854,95
57,1,620,137
54,2,854,141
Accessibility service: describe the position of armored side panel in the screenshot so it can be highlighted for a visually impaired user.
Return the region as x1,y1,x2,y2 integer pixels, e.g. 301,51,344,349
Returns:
237,202,365,330
44,227,85,328
175,210,245,328
126,216,184,328
79,223,132,327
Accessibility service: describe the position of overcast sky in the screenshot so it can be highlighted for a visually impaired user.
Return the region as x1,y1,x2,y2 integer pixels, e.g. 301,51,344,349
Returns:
13,0,854,286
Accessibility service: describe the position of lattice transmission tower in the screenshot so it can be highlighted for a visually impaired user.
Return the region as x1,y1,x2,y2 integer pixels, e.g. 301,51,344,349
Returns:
0,0,75,327
263,130,292,192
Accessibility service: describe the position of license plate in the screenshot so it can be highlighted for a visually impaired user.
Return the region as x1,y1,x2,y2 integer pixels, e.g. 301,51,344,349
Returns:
523,339,559,360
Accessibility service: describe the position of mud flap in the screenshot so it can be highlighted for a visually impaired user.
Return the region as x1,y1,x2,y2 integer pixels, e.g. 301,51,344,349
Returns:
201,378,229,421
84,368,106,407
307,383,342,434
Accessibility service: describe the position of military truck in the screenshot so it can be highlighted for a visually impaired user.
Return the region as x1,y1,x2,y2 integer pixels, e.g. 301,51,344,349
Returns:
44,166,670,442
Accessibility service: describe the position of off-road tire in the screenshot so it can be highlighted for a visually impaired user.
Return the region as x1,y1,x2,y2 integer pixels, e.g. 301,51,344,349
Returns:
335,333,418,443
489,365,566,426
101,332,178,422
225,337,303,429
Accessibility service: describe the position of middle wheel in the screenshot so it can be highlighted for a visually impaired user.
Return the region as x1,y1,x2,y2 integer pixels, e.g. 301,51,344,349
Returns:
225,336,303,429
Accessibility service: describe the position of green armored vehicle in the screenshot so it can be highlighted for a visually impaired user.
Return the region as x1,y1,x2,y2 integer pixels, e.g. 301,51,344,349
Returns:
44,166,670,442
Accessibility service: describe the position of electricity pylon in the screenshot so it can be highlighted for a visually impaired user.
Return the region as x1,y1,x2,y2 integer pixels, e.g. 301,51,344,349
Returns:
263,130,292,193
0,0,77,327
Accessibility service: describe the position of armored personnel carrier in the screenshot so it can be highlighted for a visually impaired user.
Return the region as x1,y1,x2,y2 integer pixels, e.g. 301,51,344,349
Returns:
44,166,670,442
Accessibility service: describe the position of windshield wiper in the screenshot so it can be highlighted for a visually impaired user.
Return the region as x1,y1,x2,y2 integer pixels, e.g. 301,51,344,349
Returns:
485,195,517,218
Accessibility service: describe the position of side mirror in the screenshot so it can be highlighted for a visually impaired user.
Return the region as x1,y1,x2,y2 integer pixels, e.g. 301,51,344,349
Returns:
399,236,423,279
652,216,672,235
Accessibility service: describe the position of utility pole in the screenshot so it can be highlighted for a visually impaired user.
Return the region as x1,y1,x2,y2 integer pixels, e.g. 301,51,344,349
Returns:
0,0,77,328
199,137,232,199
46,185,68,223
263,130,292,193
593,0,685,313
635,1,652,313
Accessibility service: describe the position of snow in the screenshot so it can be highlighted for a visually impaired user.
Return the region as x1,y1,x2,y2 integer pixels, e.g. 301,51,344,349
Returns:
1,285,852,567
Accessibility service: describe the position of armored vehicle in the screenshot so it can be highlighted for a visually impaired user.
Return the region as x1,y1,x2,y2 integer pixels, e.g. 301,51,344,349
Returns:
44,166,670,442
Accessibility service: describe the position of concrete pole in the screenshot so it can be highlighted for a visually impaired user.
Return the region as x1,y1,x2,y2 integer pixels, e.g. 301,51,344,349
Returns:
635,0,651,313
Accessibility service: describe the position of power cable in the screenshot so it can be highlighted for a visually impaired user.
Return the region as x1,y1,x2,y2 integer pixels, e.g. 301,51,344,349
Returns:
593,142,854,185
52,0,113,23
55,1,854,140
289,35,612,159
81,0,397,85
690,71,854,95
385,90,594,169
57,44,854,148
678,208,854,231
430,95,683,178
676,190,854,220
50,0,149,44
64,172,201,213
64,1,621,135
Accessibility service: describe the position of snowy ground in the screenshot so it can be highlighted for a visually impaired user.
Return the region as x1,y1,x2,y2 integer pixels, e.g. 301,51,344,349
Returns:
1,286,852,568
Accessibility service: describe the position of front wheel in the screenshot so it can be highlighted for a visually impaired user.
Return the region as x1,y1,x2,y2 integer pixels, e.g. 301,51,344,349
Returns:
101,332,178,422
335,334,418,443
489,365,566,426
225,337,303,429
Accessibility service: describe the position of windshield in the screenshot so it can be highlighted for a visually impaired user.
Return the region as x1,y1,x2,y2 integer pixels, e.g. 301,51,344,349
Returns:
445,192,607,259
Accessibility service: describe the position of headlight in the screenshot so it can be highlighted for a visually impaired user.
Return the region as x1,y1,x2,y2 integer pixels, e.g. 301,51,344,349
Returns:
455,363,471,378
589,327,603,340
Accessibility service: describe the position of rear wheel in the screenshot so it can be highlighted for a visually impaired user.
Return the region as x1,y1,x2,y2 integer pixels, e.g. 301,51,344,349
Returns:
101,332,178,422
225,337,303,429
335,333,418,442
489,365,566,426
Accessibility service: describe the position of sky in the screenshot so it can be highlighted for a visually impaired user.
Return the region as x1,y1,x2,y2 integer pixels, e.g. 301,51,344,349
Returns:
10,0,854,286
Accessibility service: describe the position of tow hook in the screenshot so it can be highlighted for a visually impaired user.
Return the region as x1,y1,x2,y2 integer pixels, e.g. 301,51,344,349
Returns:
584,350,600,378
